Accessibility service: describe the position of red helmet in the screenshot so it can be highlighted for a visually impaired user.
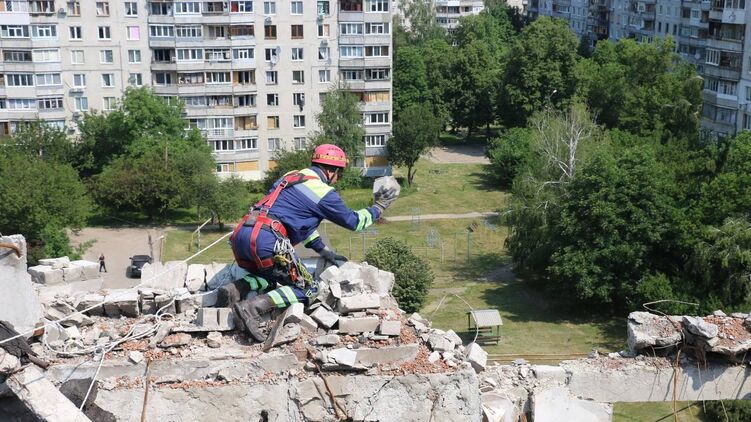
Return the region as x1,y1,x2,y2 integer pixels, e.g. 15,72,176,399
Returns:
311,144,347,168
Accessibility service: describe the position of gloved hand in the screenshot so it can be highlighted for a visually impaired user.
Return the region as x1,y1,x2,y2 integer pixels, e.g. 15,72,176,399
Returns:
373,186,399,214
318,247,348,265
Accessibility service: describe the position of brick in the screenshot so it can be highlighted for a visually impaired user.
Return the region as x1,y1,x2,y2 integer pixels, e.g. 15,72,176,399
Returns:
310,306,339,329
338,315,380,334
338,293,381,313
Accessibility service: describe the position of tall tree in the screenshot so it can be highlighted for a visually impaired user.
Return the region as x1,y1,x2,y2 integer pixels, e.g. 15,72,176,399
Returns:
1,121,77,165
397,0,446,44
313,84,366,162
393,46,428,117
447,40,499,133
388,103,442,186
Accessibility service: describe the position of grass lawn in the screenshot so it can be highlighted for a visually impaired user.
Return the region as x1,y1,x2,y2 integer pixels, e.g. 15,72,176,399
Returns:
613,402,708,422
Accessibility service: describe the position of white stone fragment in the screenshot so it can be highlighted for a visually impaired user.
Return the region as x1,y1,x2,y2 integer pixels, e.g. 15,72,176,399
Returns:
465,342,488,373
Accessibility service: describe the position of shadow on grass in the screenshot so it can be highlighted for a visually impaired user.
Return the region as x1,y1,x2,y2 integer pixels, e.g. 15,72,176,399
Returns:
468,169,502,193
88,207,202,227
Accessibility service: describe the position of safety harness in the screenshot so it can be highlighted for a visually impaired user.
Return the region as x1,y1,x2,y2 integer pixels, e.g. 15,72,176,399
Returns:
230,171,317,273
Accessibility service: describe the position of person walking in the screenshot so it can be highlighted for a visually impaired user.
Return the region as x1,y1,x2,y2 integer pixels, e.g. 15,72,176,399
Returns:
98,253,107,273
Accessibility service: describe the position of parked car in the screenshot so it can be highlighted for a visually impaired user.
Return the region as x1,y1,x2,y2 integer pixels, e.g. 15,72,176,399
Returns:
128,255,153,278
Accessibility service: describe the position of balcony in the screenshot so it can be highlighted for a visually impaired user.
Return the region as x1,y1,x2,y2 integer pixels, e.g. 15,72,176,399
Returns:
702,64,740,80
205,128,234,139
705,36,744,51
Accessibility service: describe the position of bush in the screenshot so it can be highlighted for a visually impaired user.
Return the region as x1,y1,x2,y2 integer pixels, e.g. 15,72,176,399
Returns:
486,128,532,188
364,237,433,313
704,400,751,422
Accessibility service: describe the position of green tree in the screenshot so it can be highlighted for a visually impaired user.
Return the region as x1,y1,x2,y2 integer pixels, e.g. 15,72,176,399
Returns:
422,38,455,125
486,127,533,188
705,400,751,422
499,17,580,127
388,104,442,186
447,40,499,133
396,0,446,44
365,237,434,313
393,46,428,117
199,177,255,230
263,148,314,189
313,84,366,162
2,121,77,165
699,132,751,225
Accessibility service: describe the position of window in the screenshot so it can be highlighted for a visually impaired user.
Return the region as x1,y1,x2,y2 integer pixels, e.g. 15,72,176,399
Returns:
127,73,142,86
96,1,110,15
210,140,234,152
4,50,32,62
176,25,202,38
230,0,253,12
319,69,330,82
292,70,304,84
177,48,203,61
233,48,254,60
365,112,389,124
236,138,258,150
365,68,389,80
291,1,302,14
205,48,231,61
101,73,115,87
291,24,303,39
265,48,279,62
264,25,277,39
207,96,232,107
69,26,82,40
263,1,275,14
293,93,305,107
236,70,255,84
363,91,389,103
8,99,37,110
206,72,231,83
31,25,56,38
365,0,388,12
33,49,59,62
267,93,279,106
340,23,363,35
268,137,281,150
340,0,361,11
340,45,363,58
318,24,330,37
318,47,330,60
68,1,81,15
230,25,254,38
100,50,114,63
1,26,30,38
178,72,204,85
216,163,235,173
75,97,89,111
98,26,111,40
365,134,386,147
365,22,389,34
294,137,307,150
7,74,34,86
291,47,304,61
175,1,201,14
341,69,363,80
267,117,279,130
154,72,173,85
150,25,174,38
73,74,86,87
71,50,85,64
127,26,140,40
266,71,278,84
184,96,206,107
128,50,141,63
706,49,720,65
103,97,117,110
125,1,137,15
317,0,329,14
153,49,173,62
293,115,305,128
150,1,172,14
35,73,61,86
235,94,257,107
365,45,389,57
208,25,227,38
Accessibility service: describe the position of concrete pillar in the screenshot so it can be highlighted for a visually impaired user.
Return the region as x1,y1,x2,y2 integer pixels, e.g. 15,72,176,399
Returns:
5,365,92,422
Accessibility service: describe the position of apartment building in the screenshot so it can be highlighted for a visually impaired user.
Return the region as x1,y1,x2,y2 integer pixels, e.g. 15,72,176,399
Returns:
434,0,485,30
529,0,751,137
0,0,393,180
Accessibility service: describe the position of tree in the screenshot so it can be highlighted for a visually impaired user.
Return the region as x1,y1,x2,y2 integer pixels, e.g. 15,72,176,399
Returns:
388,104,442,186
422,38,455,125
393,46,428,117
365,237,434,313
447,40,499,133
486,127,533,188
199,177,256,230
313,84,366,162
499,17,580,127
2,121,77,165
396,0,446,44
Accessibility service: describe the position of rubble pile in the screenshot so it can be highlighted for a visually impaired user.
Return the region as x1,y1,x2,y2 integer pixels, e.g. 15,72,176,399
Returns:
27,256,104,303
627,310,751,362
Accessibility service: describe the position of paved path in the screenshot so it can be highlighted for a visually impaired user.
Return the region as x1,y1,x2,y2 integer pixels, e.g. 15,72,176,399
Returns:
380,211,499,222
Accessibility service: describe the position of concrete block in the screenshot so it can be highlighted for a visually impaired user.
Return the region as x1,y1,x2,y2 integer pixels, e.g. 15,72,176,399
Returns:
627,311,682,352
361,263,395,296
76,293,106,316
62,265,85,282
428,333,455,352
195,308,234,331
340,279,364,296
338,293,381,313
38,256,71,269
318,265,342,283
282,304,318,333
315,334,340,346
185,264,206,293
532,365,568,383
533,387,612,422
205,263,249,290
428,351,441,363
445,329,463,346
70,260,100,280
141,261,188,290
466,342,488,373
328,348,357,367
355,344,420,366
263,322,301,351
378,320,401,336
338,315,380,334
109,289,140,318
310,306,339,329
155,294,177,314
217,307,235,330
683,316,719,338
28,265,64,285
5,365,92,422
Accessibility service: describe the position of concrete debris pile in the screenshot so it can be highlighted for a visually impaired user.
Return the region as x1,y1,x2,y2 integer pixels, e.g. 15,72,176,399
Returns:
627,310,751,362
27,256,104,303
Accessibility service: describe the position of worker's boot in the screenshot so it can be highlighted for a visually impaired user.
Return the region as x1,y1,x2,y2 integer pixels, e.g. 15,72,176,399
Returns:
217,279,251,308
233,294,275,342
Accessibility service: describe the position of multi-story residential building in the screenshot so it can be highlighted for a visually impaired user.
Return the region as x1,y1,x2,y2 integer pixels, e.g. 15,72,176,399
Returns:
434,0,485,30
0,0,392,180
528,0,751,137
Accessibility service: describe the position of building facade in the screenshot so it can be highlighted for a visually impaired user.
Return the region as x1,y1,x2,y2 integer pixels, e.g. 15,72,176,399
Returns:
0,0,392,180
529,0,751,137
434,0,485,30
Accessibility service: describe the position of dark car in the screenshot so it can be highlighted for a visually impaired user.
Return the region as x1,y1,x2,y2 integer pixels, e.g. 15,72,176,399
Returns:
128,255,153,278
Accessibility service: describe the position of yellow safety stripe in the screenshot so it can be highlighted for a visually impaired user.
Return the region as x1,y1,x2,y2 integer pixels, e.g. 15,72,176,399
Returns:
303,230,320,246
355,209,374,231
279,286,299,304
298,168,334,200
268,290,285,307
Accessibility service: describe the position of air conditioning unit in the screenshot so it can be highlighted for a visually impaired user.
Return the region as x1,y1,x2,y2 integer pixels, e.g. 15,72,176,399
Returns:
69,88,83,94
264,16,272,24
170,56,177,62
320,39,328,46
72,112,81,118
57,8,66,16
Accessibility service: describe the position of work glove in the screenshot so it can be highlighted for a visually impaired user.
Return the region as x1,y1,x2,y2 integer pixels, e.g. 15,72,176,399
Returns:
373,186,399,214
318,246,348,265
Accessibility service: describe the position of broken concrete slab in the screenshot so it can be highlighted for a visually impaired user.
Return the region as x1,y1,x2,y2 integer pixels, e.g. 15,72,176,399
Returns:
532,365,568,383
466,342,488,373
428,333,455,352
683,316,718,338
361,263,395,296
533,386,612,422
28,265,64,285
315,334,340,346
263,323,301,351
140,261,188,290
282,303,318,333
626,311,682,352
76,293,106,316
70,260,100,280
39,256,71,269
355,344,420,366
379,320,401,336
445,329,463,346
62,265,85,282
185,264,206,293
5,365,93,422
328,347,358,367
338,315,380,334
104,289,140,318
310,306,339,329
0,236,43,337
338,293,381,313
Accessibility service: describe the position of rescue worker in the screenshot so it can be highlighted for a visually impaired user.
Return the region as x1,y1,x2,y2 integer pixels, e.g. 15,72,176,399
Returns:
221,144,398,341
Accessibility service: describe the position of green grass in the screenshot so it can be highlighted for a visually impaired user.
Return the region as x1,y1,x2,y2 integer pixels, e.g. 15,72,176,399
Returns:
613,402,707,422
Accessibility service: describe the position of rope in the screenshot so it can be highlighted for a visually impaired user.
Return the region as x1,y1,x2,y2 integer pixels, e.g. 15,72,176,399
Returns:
0,231,232,347
430,293,480,344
